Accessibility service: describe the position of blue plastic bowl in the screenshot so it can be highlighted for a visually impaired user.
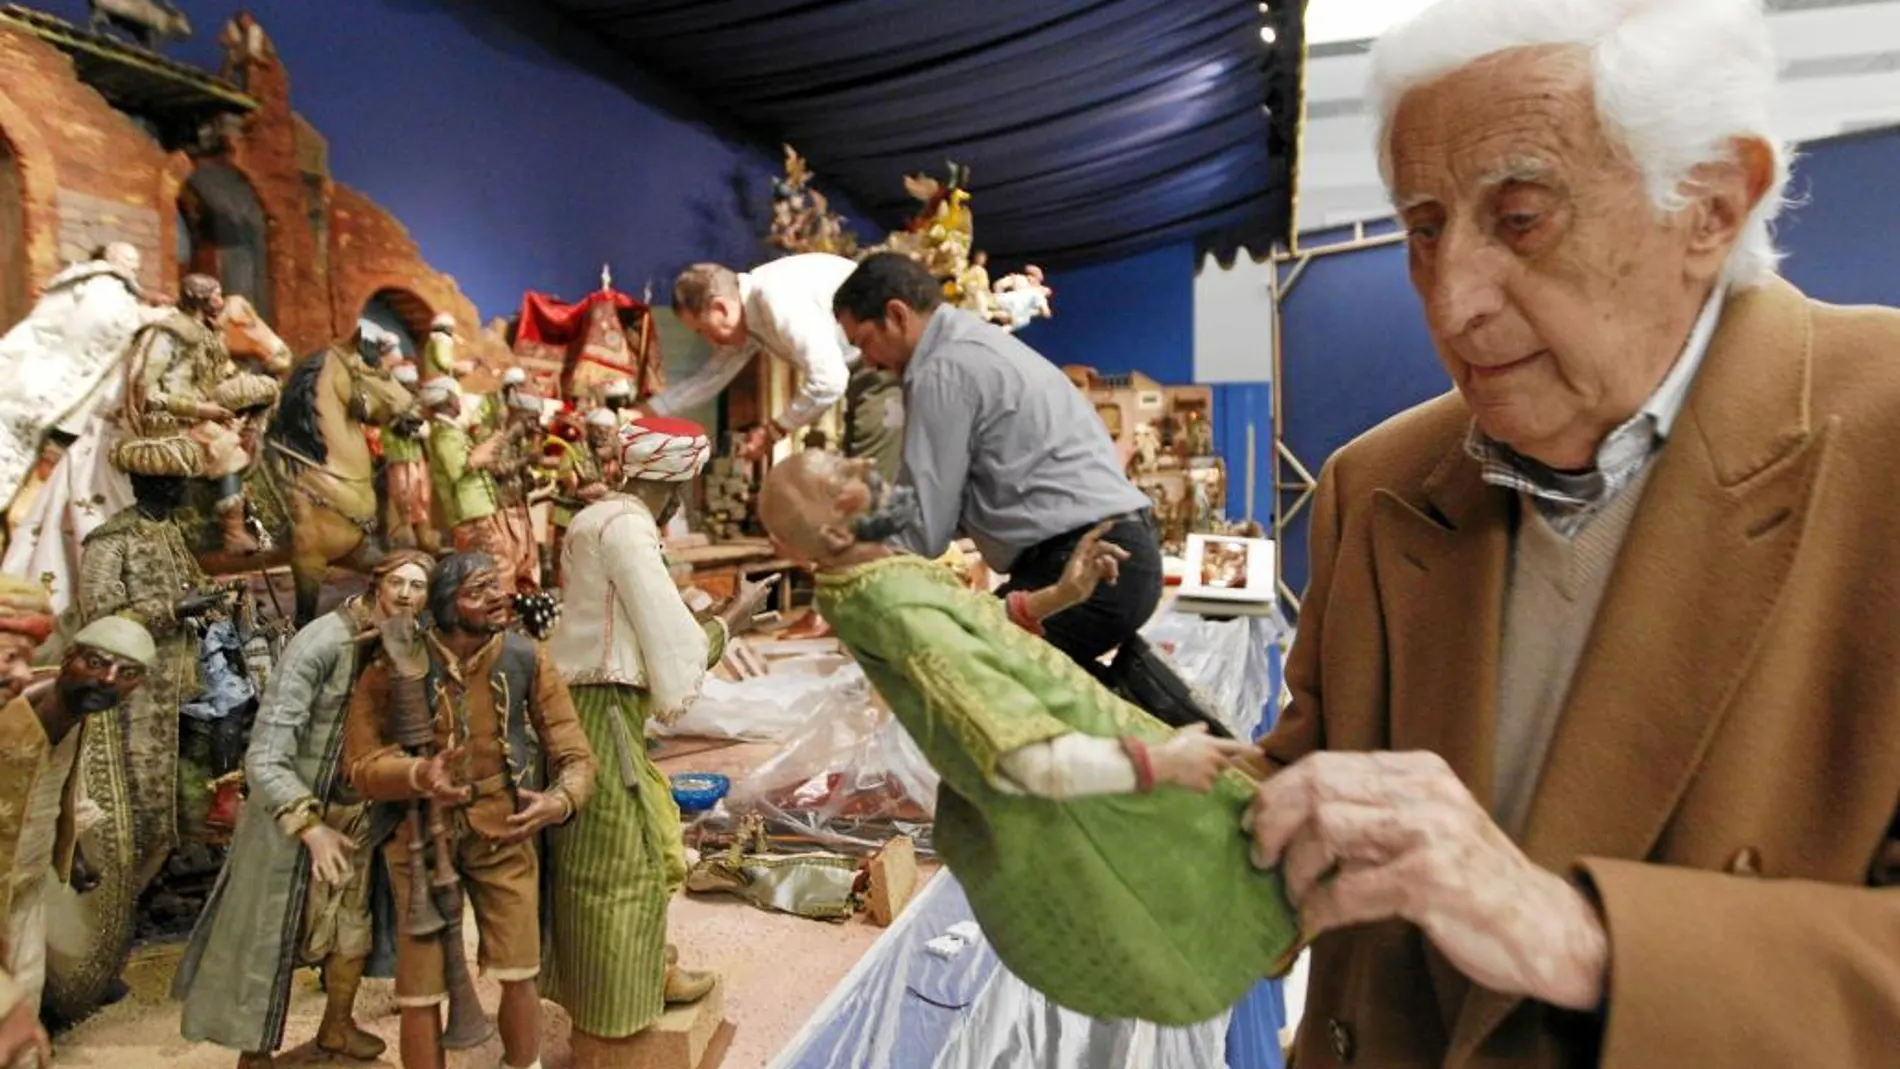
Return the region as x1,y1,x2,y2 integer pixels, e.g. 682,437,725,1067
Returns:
671,772,731,814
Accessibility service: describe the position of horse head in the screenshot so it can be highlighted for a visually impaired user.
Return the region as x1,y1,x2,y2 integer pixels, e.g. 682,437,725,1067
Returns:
220,295,293,377
337,351,415,427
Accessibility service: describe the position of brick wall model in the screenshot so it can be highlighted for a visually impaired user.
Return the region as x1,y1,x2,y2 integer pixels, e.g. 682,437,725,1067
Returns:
55,188,162,291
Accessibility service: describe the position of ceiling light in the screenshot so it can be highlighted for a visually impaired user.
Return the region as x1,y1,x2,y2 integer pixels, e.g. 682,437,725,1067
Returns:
1260,25,1277,44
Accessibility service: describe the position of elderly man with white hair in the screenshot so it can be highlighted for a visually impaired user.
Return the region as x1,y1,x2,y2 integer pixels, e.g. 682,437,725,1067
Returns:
1249,1,1900,1066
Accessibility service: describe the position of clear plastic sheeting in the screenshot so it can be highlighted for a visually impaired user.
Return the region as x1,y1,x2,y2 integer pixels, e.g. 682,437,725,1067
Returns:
652,653,864,742
1142,607,1292,741
715,664,940,855
770,873,1232,1069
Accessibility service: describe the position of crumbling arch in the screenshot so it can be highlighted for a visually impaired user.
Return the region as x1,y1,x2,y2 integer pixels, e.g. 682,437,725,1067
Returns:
178,160,272,320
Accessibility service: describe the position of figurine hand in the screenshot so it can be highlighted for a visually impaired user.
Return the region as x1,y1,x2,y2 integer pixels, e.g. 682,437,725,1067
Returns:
70,844,99,894
413,746,472,807
721,573,782,635
301,822,356,886
377,613,430,680
577,483,607,503
0,996,52,1069
736,425,774,461
175,589,228,619
194,401,237,423
500,787,569,843
1148,724,1256,792
1053,522,1129,609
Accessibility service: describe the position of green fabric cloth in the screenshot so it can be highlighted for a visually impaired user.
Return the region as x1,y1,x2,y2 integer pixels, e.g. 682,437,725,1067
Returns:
424,420,497,527
817,556,1299,1025
543,621,722,1037
382,423,424,464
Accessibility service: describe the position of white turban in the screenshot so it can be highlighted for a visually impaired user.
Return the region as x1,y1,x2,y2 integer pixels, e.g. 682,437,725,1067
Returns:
620,417,711,482
392,363,419,385
502,367,528,387
585,407,619,429
431,312,457,332
417,378,456,407
510,392,547,414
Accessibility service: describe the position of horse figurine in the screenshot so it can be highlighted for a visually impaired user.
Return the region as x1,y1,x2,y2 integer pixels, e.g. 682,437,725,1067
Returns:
88,0,191,49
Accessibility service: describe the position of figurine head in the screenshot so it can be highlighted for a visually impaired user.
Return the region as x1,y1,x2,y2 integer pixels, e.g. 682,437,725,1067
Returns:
60,617,154,716
428,553,512,637
417,379,459,419
179,274,224,321
128,473,189,517
0,576,54,704
832,253,943,376
371,550,433,621
101,242,141,277
618,417,711,526
759,450,918,567
431,313,457,336
585,406,620,451
672,263,747,348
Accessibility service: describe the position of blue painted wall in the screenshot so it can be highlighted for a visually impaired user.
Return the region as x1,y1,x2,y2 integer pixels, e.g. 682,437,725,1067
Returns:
1776,128,1900,307
1017,240,1196,381
37,0,859,318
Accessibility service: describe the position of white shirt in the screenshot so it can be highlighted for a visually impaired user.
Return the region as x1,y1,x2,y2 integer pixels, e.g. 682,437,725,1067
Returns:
648,253,859,431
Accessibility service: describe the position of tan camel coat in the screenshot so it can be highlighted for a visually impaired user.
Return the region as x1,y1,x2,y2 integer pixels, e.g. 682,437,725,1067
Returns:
1264,278,1900,1068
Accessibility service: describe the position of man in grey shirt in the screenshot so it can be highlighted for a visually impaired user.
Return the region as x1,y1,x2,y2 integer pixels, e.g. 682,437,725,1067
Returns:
830,254,1198,701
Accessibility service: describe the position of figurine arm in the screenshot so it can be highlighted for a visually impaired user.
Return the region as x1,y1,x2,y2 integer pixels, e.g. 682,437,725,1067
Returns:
528,645,596,821
646,342,757,419
77,534,176,633
243,623,339,834
428,424,472,484
341,660,425,802
136,332,198,419
891,369,975,559
601,508,712,720
996,734,1140,798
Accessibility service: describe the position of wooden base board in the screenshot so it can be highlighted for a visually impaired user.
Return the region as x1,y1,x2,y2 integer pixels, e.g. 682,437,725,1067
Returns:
865,835,918,927
569,978,730,1069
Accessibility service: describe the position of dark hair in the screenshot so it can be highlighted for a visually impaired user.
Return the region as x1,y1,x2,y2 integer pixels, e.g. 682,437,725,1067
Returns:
832,253,943,323
428,552,494,631
672,263,740,314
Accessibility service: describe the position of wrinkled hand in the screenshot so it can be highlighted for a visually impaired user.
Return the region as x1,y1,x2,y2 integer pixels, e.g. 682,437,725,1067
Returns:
194,401,237,423
301,822,356,886
0,996,51,1069
721,573,782,636
1053,522,1129,610
500,788,568,843
1147,724,1256,791
413,745,472,807
1245,751,1609,1011
736,425,772,461
378,613,430,680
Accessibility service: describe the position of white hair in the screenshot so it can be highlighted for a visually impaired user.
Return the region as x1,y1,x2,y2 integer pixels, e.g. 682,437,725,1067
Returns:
1370,0,1790,289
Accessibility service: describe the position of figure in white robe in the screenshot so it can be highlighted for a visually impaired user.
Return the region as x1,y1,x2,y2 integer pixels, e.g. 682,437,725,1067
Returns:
0,244,170,507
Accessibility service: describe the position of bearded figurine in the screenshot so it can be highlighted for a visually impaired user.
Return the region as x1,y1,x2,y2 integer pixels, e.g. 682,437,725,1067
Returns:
111,274,278,555
757,451,1298,1025
0,243,172,510
0,607,154,1038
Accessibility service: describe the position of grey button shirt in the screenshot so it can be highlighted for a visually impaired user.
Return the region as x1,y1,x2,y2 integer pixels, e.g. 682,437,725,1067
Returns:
894,307,1152,571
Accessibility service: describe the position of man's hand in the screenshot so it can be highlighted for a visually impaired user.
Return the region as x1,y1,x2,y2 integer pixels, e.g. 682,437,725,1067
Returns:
194,401,237,423
0,996,51,1069
301,822,356,886
720,573,782,636
577,483,607,503
1148,724,1256,791
378,613,430,680
413,745,472,807
1245,751,1610,1011
500,787,568,843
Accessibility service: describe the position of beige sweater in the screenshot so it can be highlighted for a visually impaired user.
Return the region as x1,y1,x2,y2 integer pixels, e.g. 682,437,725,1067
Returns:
1492,467,1654,838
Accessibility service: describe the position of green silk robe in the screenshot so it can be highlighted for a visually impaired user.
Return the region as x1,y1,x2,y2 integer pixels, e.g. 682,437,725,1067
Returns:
816,556,1299,1025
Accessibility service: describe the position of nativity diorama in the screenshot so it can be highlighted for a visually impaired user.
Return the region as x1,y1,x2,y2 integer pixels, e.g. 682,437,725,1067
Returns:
0,5,1274,1069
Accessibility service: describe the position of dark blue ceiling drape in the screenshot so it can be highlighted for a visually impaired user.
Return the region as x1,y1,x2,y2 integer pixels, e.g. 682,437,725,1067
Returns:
541,0,1305,266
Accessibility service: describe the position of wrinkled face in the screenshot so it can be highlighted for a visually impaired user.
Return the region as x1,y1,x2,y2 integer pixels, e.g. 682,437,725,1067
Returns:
677,297,746,348
0,632,37,703
451,567,511,635
61,644,147,715
374,563,430,618
105,244,140,276
1389,47,1716,470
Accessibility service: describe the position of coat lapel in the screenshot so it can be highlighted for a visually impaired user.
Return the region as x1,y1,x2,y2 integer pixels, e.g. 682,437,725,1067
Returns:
1449,280,1828,1061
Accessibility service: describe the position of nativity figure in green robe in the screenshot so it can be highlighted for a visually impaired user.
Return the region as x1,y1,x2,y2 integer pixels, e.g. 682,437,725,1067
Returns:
759,450,1301,1025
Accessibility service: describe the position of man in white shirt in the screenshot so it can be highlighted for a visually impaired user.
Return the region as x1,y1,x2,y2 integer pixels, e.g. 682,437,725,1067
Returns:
647,254,903,478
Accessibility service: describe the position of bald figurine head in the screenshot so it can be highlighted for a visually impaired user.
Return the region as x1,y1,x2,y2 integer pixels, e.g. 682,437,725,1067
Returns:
759,450,918,567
